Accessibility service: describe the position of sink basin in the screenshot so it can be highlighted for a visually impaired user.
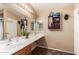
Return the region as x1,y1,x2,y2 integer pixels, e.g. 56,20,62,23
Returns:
0,39,24,53
7,37,26,45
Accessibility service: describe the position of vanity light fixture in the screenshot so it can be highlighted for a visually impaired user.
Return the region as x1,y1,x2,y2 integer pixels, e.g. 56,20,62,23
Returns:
16,3,33,14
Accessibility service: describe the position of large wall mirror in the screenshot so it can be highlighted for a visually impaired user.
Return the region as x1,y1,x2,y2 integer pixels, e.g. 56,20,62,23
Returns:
17,17,42,37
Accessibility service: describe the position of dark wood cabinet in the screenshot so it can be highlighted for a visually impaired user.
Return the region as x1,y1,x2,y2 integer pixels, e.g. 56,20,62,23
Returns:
13,44,32,55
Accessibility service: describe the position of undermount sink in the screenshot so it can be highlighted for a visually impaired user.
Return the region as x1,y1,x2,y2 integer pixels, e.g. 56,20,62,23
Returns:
0,37,24,48
7,39,25,45
0,39,24,53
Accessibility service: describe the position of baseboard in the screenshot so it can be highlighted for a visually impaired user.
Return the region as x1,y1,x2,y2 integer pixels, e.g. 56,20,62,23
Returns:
37,45,75,54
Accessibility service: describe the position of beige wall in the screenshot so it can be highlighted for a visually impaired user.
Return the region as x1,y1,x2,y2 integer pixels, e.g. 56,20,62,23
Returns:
37,5,74,52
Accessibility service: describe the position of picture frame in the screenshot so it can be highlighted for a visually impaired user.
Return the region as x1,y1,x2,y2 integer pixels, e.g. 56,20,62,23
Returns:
48,12,60,29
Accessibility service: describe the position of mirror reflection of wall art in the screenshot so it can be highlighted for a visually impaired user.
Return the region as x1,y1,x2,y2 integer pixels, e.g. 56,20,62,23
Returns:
18,18,27,30
48,12,60,29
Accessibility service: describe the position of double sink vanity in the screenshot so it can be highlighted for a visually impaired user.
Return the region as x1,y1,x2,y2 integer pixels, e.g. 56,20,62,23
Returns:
0,4,44,55
0,33,44,55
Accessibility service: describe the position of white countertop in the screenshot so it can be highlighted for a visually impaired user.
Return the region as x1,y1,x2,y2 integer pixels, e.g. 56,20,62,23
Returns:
0,33,44,55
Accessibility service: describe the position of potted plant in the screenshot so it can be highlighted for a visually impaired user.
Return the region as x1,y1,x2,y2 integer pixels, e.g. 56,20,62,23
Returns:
25,31,30,38
21,30,26,36
21,30,30,38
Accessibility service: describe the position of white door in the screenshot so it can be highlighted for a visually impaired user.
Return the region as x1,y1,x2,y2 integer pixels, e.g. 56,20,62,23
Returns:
74,8,79,54
6,18,17,39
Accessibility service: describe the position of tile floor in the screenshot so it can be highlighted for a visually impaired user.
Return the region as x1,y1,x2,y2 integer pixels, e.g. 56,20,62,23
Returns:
32,47,74,55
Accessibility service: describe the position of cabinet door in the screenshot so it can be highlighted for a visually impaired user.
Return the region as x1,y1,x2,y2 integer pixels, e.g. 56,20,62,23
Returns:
25,44,32,55
13,47,27,55
13,44,32,55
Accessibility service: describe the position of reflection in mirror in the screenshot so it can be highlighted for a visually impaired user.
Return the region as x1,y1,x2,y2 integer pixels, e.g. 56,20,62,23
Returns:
18,17,29,37
31,21,36,31
0,12,4,40
6,18,17,40
31,20,43,33
18,17,43,37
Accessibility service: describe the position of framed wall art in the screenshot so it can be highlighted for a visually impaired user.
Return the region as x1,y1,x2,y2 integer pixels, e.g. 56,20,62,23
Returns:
48,12,60,29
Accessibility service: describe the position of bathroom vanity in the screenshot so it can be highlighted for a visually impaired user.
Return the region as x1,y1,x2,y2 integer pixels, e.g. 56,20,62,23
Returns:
13,44,32,55
0,4,44,55
0,33,44,55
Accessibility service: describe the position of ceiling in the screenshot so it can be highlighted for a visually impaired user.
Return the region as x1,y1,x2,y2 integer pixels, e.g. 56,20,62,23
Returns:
30,3,74,15
0,3,75,18
0,3,35,18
